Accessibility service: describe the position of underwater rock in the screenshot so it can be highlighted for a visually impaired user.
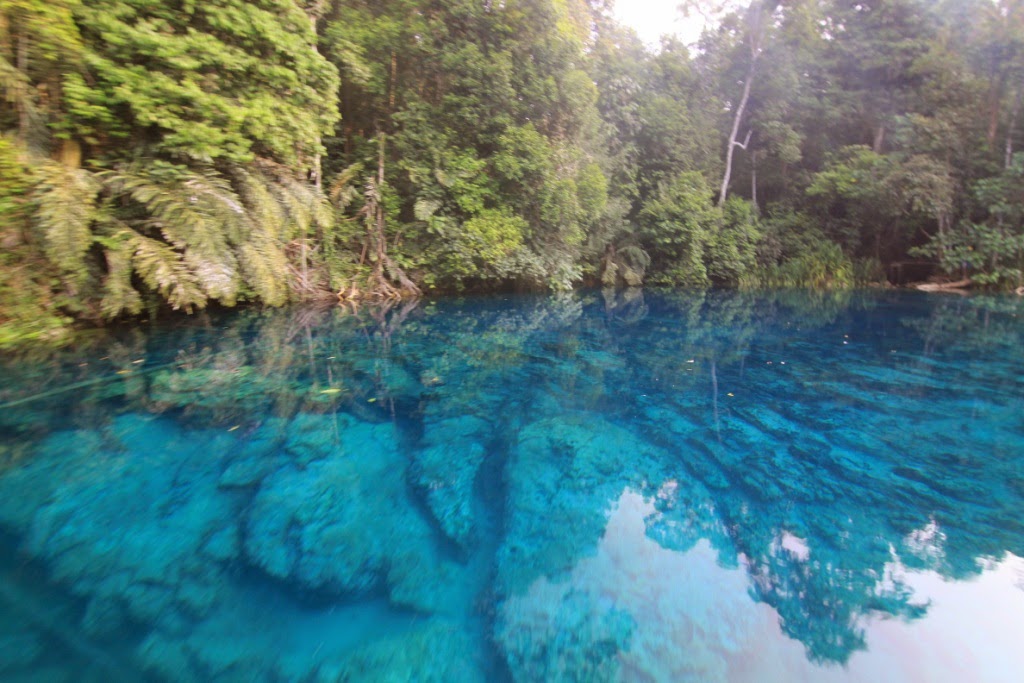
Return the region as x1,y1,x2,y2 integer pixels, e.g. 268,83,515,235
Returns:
0,621,43,673
680,438,732,490
497,415,668,596
0,429,104,529
497,587,634,683
244,454,381,592
412,415,492,551
130,564,483,683
148,364,289,423
136,631,201,682
238,416,291,457
80,596,127,640
245,413,469,614
135,584,310,682
316,619,487,683
417,441,483,549
640,405,702,439
0,414,246,657
218,453,285,489
201,525,240,563
184,625,270,680
217,417,289,488
282,411,405,467
353,358,423,400
283,412,345,466
244,417,406,593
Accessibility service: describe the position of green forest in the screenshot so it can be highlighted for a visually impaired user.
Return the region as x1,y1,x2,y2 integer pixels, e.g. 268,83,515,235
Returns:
1,0,1023,345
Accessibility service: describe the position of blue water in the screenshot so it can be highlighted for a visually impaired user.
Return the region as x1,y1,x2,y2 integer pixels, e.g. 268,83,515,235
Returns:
1,289,1023,682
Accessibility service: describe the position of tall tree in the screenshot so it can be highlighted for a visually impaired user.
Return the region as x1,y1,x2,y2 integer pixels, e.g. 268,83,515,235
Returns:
716,0,772,206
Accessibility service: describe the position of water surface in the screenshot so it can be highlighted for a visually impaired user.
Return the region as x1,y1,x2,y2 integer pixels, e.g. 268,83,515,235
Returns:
1,289,1022,682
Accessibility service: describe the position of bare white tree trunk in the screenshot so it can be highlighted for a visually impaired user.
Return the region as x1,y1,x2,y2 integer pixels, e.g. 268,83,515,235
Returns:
718,71,754,206
717,2,764,207
1006,84,1022,169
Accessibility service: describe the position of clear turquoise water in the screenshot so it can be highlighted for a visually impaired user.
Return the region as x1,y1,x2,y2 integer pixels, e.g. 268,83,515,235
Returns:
1,289,1023,682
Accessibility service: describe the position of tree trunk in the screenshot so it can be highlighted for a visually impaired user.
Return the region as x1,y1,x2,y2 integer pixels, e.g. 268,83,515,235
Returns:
363,134,420,299
872,123,886,153
308,9,324,191
58,139,82,169
718,2,764,207
373,134,387,286
344,49,420,302
1006,84,1022,169
916,278,972,292
986,72,1005,146
389,50,398,112
718,63,755,207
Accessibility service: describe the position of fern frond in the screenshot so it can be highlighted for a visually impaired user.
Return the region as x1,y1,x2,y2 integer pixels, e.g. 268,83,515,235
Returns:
129,232,206,312
183,249,239,304
99,235,143,318
272,174,316,239
328,163,363,210
233,168,286,240
180,172,248,242
33,162,99,284
232,168,292,304
312,191,336,230
414,198,442,222
239,240,290,306
267,170,335,240
102,166,238,247
101,164,242,302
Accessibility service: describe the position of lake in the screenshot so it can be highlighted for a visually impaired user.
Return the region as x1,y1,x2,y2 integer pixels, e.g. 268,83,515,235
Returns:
1,289,1022,682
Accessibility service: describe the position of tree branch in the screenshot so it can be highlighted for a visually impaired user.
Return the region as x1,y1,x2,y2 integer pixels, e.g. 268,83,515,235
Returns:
733,129,753,151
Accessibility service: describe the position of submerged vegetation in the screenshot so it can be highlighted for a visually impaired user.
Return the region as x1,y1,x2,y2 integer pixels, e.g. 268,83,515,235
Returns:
2,0,1024,344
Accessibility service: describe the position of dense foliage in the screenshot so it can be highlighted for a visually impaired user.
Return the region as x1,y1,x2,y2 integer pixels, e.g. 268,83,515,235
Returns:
2,0,1023,344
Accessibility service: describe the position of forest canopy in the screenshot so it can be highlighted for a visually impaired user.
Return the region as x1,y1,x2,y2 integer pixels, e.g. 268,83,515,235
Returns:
1,0,1023,344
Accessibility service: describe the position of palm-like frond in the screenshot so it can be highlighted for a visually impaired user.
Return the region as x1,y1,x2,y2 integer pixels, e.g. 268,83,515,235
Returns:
98,228,142,318
100,164,242,303
233,168,294,305
129,232,205,312
22,151,346,318
272,171,335,240
328,163,363,211
238,240,290,306
233,168,287,237
33,161,99,285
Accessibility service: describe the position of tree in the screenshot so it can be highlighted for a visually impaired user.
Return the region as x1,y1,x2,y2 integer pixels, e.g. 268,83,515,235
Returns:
1,0,342,337
912,154,1024,288
323,0,610,292
715,1,773,207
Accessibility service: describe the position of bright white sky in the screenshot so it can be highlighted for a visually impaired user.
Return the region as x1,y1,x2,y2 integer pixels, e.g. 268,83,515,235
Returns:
613,0,707,48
